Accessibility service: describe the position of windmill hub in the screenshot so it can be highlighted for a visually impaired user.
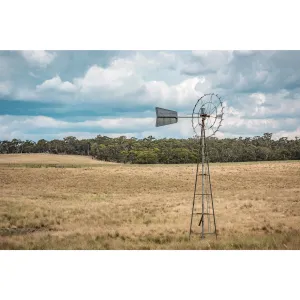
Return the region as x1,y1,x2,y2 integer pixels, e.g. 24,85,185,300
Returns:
200,113,210,118
200,107,207,117
155,93,224,240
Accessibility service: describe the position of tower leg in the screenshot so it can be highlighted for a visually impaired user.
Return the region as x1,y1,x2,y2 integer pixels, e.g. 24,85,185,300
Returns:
201,119,205,239
205,141,218,239
189,116,217,240
189,136,201,240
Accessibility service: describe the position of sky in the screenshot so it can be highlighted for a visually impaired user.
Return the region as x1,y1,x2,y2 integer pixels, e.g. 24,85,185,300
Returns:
1,50,300,141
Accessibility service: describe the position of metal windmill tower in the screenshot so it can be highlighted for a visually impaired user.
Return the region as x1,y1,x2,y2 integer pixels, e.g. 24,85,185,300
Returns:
155,93,224,240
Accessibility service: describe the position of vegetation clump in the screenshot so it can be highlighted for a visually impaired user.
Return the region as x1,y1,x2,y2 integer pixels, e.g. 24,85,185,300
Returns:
1,133,299,164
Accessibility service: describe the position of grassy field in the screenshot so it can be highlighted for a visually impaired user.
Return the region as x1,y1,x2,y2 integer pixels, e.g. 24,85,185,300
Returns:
0,153,115,168
0,154,300,250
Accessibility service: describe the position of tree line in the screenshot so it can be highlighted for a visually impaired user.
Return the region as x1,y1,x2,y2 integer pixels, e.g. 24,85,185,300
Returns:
0,133,299,163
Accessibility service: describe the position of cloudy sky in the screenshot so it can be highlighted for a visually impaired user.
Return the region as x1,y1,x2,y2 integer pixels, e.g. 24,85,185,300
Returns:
0,50,299,141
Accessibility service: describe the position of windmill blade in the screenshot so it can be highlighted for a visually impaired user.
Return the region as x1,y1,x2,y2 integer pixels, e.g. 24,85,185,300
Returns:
155,107,178,127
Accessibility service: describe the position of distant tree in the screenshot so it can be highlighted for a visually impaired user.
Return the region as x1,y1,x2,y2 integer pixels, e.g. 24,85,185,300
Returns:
36,139,48,153
23,140,36,153
2,133,300,164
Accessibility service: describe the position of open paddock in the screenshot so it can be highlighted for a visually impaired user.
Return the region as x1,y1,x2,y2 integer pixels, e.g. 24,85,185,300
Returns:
0,154,299,249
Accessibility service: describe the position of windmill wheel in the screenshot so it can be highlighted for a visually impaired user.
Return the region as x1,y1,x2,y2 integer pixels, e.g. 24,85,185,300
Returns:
192,93,224,138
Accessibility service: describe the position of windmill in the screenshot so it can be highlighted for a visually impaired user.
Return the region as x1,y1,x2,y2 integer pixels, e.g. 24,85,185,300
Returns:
155,93,224,239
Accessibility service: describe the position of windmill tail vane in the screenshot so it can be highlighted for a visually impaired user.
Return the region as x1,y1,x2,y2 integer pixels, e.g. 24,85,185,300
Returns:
155,107,193,127
154,93,224,240
155,107,178,127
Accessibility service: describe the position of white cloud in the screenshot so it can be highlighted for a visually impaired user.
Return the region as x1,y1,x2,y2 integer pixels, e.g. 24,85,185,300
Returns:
20,50,56,67
218,99,299,138
0,116,66,132
73,52,176,97
233,50,256,57
273,127,300,139
36,75,77,93
0,115,155,135
33,53,203,108
181,51,233,75
0,114,160,141
157,51,177,67
74,63,142,96
227,91,300,120
0,114,193,141
177,50,300,99
14,88,39,100
0,81,12,96
141,77,200,107
82,117,154,130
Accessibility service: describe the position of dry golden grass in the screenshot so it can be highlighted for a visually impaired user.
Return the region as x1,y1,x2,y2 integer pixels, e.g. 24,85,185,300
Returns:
0,153,114,165
0,155,299,249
